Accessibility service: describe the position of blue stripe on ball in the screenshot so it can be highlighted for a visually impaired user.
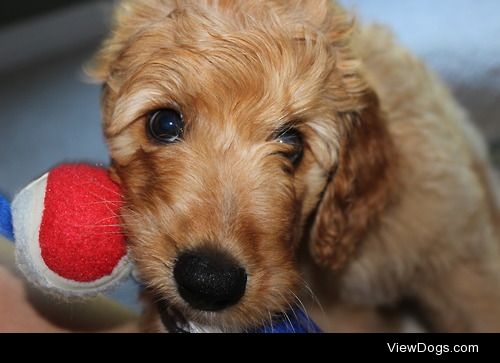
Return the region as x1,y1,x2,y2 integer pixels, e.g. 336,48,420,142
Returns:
0,195,13,241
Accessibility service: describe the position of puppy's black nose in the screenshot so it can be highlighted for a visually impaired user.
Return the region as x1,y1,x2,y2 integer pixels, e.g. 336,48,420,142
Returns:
174,249,247,311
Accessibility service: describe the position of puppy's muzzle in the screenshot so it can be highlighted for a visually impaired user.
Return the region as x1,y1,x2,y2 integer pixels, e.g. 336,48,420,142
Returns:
174,248,247,311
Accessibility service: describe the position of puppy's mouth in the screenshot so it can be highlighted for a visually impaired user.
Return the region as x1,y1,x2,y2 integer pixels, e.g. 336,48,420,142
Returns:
157,299,190,333
156,299,226,333
156,297,322,333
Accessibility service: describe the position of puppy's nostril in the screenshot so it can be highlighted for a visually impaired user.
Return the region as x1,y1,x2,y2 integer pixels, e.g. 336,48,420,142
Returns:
173,249,247,312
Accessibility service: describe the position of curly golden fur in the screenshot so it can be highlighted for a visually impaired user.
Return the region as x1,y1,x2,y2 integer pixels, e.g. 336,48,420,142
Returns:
89,0,500,332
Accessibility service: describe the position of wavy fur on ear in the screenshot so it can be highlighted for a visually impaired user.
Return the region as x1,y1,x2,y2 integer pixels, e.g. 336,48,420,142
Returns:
86,0,177,82
310,92,398,271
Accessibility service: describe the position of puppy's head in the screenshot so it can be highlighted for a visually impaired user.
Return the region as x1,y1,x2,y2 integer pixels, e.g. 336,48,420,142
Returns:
90,0,395,331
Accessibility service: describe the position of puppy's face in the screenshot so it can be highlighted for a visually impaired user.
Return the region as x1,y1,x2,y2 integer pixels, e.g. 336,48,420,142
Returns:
94,0,360,331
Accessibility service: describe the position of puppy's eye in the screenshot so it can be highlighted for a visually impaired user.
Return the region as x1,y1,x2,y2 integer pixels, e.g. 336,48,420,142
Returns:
147,109,184,144
276,127,304,165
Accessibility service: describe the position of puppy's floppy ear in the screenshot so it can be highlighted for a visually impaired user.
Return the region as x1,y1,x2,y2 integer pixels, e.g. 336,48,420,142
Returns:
309,92,398,271
85,0,177,82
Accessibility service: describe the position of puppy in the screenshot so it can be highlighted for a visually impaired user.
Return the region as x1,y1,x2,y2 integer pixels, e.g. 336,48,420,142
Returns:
89,0,500,332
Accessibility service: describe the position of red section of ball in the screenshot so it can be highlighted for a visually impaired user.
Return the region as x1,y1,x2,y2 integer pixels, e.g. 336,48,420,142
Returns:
39,164,126,282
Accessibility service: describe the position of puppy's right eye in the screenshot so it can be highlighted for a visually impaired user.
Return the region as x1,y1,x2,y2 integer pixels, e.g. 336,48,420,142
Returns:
147,109,184,144
275,127,304,166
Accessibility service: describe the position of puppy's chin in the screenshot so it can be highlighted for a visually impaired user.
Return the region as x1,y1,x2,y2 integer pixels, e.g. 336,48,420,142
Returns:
154,300,252,333
151,285,304,333
155,301,227,333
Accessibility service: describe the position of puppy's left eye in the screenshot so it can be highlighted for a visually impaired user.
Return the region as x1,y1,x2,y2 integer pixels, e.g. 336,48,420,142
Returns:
276,127,304,165
147,109,184,144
